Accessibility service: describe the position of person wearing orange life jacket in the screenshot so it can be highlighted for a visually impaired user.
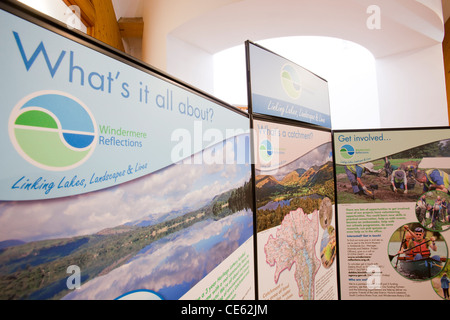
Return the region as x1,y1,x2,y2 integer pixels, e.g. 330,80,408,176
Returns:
399,226,438,261
416,169,450,195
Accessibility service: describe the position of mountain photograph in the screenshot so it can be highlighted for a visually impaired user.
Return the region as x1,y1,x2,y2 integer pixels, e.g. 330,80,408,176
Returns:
256,142,335,232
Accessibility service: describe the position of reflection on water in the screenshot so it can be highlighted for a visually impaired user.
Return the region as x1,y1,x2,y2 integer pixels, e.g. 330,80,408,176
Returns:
63,209,253,300
258,199,291,211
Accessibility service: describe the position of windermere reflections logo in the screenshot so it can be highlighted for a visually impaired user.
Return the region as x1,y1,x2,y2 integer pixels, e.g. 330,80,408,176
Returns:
259,139,273,163
281,63,302,99
340,144,355,159
9,91,97,171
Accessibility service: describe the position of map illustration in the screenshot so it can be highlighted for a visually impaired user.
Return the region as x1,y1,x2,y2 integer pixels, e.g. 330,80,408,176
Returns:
264,207,320,300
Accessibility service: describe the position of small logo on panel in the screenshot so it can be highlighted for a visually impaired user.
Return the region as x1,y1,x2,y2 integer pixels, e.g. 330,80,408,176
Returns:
340,144,355,159
259,139,273,163
281,63,302,99
9,91,97,171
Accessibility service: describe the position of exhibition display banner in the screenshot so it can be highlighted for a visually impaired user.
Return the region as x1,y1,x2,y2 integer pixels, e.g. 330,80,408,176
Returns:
0,6,255,300
254,118,338,300
246,41,331,128
1,9,248,201
334,128,450,300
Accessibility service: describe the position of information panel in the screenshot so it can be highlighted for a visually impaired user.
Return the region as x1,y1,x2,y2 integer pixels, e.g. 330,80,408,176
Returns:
334,127,450,300
246,41,331,128
254,118,338,300
0,5,254,300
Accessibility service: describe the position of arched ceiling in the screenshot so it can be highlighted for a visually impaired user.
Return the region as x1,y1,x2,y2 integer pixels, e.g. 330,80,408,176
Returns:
165,0,444,58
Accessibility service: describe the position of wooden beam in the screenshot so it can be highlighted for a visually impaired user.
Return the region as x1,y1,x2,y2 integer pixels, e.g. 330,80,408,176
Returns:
444,19,450,125
63,0,124,52
118,17,144,38
62,0,95,34
90,0,124,51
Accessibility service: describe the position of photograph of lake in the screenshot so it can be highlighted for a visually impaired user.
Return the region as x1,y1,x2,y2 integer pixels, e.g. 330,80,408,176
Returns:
0,135,254,300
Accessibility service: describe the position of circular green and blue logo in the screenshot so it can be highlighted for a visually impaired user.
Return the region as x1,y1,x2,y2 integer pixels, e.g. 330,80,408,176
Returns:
281,63,302,99
259,139,273,163
340,144,355,159
9,91,97,171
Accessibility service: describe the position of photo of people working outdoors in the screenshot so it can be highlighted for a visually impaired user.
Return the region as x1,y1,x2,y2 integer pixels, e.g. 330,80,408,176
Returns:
416,191,450,232
431,266,450,300
336,138,450,204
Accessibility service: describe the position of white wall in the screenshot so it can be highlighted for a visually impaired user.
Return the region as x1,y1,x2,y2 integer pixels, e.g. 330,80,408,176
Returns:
213,37,381,130
142,0,449,129
376,43,448,128
167,35,214,94
141,0,237,71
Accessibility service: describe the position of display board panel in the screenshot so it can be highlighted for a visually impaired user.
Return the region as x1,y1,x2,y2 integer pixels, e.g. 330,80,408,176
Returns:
0,3,254,300
246,41,331,128
253,117,338,300
334,127,450,300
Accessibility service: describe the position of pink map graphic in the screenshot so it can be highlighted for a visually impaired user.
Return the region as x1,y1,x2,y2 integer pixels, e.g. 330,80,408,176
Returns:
264,207,320,300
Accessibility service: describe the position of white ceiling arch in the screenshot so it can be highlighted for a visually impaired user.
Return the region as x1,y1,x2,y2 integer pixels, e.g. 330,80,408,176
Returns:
169,0,444,59
132,0,448,129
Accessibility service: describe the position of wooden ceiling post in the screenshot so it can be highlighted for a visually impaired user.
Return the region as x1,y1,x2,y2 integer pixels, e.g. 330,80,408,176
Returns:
63,0,125,52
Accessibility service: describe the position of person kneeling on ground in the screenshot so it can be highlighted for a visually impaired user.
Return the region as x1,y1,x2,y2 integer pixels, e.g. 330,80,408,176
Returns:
391,169,408,194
